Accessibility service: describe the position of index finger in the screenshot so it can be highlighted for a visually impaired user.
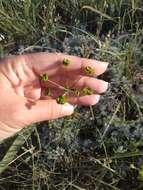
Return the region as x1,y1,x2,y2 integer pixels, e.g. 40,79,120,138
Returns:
59,53,109,77
25,52,109,77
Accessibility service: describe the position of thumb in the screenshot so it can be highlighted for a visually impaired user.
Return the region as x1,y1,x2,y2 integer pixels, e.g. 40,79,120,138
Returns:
26,99,74,123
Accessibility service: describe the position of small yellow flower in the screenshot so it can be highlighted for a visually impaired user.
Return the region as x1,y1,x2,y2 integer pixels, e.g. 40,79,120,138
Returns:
84,66,95,75
63,58,71,66
40,73,48,82
82,87,93,95
74,90,81,96
56,95,67,104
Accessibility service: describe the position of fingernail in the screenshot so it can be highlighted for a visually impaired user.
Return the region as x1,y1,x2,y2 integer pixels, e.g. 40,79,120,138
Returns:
104,81,109,91
98,81,109,93
62,103,74,115
96,60,108,65
90,95,101,106
101,61,109,67
96,94,100,102
74,105,78,109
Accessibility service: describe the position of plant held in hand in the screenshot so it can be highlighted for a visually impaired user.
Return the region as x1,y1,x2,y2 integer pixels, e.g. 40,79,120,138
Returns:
82,87,93,95
38,58,106,105
63,58,71,66
84,66,95,75
40,73,49,82
56,95,67,104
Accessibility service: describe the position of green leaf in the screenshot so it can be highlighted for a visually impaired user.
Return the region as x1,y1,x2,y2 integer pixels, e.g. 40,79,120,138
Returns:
81,5,115,22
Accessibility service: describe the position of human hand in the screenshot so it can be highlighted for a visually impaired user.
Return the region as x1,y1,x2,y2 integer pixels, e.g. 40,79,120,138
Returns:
0,53,108,140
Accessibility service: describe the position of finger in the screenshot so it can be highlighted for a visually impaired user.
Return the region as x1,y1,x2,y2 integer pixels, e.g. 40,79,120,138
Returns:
25,99,74,123
59,54,109,77
41,75,108,94
23,80,41,100
41,88,100,106
68,94,100,106
72,77,109,94
24,52,109,77
14,80,42,99
24,86,41,100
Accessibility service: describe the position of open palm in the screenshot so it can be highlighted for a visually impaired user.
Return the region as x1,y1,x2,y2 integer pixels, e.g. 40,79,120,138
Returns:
0,53,108,140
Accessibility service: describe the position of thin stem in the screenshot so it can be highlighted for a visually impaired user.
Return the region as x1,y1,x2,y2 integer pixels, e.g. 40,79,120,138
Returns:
48,79,75,96
48,79,67,90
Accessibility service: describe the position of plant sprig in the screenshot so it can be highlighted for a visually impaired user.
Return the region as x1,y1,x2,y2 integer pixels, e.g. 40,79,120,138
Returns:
39,60,94,104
